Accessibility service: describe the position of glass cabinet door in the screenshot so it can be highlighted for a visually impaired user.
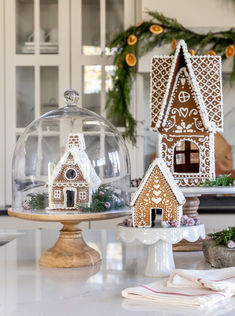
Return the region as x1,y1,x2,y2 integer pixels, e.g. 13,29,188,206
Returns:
80,0,125,115
5,0,70,206
82,0,101,55
40,0,58,54
15,0,59,55
16,66,35,127
82,65,101,114
40,66,59,114
16,0,34,54
71,0,136,180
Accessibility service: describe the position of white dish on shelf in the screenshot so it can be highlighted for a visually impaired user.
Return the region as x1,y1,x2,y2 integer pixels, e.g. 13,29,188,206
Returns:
24,42,58,46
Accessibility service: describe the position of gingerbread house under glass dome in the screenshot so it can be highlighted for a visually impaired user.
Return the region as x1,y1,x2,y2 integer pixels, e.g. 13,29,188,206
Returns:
12,90,130,213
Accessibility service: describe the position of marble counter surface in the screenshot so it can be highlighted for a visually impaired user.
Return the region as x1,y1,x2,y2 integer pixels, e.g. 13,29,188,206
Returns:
0,228,235,316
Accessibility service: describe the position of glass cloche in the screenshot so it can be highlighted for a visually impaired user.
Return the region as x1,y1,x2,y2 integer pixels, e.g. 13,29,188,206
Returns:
12,90,130,214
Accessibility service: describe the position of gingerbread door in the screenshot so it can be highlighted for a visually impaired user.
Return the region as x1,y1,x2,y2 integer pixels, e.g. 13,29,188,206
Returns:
66,190,75,207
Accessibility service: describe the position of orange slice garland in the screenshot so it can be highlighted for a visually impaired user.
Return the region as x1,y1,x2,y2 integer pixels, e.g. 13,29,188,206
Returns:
127,34,138,46
189,49,195,56
225,45,235,58
206,50,217,56
136,20,144,27
125,53,137,67
171,39,177,51
149,25,163,35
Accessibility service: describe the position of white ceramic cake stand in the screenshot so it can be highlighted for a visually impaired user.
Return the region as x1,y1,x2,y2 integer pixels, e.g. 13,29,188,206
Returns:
116,223,205,277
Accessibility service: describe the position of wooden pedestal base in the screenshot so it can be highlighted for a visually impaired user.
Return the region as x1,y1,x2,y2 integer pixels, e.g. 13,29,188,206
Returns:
173,195,203,252
39,222,101,268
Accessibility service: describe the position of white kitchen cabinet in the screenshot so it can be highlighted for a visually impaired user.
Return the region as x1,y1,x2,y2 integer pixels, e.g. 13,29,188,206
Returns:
1,0,137,209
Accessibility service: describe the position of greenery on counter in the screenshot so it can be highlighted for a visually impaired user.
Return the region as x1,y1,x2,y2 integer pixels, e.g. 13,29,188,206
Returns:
208,227,235,247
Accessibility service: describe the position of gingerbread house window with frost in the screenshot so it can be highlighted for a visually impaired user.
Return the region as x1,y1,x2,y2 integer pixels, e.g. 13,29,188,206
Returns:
48,133,101,210
131,158,185,227
151,40,223,186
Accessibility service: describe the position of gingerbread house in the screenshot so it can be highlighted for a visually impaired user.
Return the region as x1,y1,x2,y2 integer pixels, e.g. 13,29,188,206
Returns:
131,158,185,227
48,133,101,210
151,40,223,186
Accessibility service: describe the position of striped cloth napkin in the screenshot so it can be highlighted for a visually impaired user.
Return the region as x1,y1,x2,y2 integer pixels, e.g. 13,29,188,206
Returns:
168,268,235,294
122,268,235,308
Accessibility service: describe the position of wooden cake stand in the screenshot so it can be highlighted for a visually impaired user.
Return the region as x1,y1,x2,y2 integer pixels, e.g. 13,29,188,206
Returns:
174,186,235,251
8,208,130,268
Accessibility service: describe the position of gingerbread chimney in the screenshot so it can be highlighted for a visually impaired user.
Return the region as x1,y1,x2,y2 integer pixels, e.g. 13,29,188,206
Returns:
67,133,86,151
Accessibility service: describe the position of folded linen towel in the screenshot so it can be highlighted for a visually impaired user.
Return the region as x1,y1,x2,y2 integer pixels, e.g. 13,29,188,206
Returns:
122,278,233,308
168,267,235,294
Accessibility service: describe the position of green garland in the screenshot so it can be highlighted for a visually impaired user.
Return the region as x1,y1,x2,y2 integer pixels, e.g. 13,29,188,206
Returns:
199,174,235,187
106,11,235,144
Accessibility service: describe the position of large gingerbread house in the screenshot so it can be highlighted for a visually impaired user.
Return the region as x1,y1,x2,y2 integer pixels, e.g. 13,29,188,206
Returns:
131,158,185,227
48,133,101,210
151,40,223,186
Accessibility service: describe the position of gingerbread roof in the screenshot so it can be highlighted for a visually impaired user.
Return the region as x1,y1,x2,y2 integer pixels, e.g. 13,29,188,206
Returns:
130,158,186,207
49,133,101,189
150,40,223,132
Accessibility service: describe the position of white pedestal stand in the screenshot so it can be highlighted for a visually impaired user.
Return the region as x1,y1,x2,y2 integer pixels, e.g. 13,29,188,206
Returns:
116,223,205,277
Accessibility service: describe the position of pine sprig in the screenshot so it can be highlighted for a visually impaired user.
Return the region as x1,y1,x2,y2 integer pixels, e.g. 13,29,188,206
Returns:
106,10,235,143
27,193,48,210
208,227,235,246
199,174,235,187
78,184,125,213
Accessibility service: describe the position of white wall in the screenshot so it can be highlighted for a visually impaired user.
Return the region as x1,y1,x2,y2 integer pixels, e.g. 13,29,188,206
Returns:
142,0,235,27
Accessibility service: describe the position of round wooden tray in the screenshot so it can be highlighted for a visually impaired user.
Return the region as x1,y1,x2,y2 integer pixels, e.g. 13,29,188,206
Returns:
8,208,131,268
8,208,131,223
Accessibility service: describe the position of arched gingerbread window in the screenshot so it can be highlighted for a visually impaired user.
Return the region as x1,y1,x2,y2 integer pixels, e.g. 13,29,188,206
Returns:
174,141,199,173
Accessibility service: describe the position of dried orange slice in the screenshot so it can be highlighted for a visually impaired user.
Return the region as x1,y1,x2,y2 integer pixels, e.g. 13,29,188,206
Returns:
225,45,235,58
149,25,163,35
125,53,137,66
171,39,177,51
206,50,216,56
136,20,144,27
189,49,195,56
127,34,138,46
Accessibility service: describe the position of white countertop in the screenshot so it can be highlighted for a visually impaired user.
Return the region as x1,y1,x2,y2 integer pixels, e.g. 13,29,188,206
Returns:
0,228,235,316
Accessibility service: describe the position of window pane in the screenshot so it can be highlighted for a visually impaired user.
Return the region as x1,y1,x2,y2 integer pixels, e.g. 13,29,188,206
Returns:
105,65,125,126
175,141,185,151
16,66,35,127
40,66,59,115
25,136,38,176
175,153,185,165
40,0,59,54
104,135,120,178
190,152,199,164
105,65,115,93
191,142,198,150
41,136,60,175
82,0,101,55
84,135,101,176
105,0,124,55
16,0,34,54
82,65,101,113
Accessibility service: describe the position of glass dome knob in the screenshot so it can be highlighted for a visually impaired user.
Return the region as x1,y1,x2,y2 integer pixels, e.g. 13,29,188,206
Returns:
64,89,80,107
